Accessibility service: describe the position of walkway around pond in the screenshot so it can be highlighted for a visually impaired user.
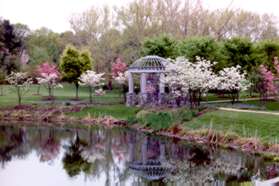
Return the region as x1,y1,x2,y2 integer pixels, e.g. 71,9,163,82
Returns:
204,96,279,116
218,107,279,116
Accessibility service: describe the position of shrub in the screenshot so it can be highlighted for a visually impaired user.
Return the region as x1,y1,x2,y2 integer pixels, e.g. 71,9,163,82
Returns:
127,116,138,125
144,112,173,130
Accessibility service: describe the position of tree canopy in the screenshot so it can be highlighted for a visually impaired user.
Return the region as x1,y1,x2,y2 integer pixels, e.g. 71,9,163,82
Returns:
59,46,92,98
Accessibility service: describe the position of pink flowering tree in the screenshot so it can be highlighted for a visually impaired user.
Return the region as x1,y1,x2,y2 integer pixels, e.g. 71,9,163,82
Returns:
36,62,62,98
79,70,105,104
112,57,127,78
258,64,277,101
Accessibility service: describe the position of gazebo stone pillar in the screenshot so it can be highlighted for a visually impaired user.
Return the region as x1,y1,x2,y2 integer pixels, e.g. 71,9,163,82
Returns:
140,73,147,105
126,72,136,106
159,73,166,105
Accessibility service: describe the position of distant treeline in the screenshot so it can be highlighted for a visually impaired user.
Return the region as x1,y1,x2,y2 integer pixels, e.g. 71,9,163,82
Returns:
1,0,279,75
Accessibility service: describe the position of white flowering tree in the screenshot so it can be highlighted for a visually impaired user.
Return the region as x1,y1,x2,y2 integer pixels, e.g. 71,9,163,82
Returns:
217,65,250,103
113,71,128,102
79,70,105,104
37,73,62,98
164,57,218,108
6,72,33,105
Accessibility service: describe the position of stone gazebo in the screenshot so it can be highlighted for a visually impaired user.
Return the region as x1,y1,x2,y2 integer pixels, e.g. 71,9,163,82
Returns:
126,55,170,106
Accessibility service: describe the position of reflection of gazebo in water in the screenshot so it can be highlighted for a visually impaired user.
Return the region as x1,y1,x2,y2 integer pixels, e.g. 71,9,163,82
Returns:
128,136,173,181
126,55,170,106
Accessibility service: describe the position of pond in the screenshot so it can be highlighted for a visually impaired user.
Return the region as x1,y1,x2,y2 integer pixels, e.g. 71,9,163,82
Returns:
0,125,278,186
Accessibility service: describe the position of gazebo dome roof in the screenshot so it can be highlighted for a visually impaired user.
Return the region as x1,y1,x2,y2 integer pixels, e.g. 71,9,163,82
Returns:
129,160,173,181
128,55,169,72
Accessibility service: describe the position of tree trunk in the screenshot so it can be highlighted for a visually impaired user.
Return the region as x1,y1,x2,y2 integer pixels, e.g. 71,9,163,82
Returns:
89,86,93,104
75,82,79,99
48,86,52,97
0,85,3,96
36,85,41,95
122,84,126,103
17,86,21,105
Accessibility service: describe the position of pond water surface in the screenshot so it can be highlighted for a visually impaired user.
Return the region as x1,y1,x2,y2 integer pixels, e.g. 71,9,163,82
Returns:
0,125,278,186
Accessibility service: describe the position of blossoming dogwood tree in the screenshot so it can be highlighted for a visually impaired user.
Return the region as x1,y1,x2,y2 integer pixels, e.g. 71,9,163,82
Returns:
218,65,250,103
164,57,218,108
113,71,128,102
79,70,105,104
258,65,276,101
257,57,279,101
36,63,62,98
6,72,33,105
112,57,127,78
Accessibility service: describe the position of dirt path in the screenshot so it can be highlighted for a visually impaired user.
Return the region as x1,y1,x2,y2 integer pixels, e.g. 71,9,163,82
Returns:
218,107,279,116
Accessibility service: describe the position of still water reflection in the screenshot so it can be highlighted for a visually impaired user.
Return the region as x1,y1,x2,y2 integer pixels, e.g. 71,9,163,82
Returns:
0,125,278,186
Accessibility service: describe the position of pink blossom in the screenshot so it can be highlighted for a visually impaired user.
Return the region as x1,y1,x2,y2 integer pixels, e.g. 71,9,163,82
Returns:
112,57,127,78
259,65,277,95
37,62,60,78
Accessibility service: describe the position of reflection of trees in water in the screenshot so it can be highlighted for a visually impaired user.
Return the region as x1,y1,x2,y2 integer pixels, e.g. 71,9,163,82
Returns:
0,126,29,168
62,132,92,177
166,148,264,185
1,125,279,185
38,128,60,163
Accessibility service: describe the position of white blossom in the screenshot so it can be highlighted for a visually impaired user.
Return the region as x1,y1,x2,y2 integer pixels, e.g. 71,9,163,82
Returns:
79,70,106,103
6,72,33,86
163,57,218,97
95,88,106,96
79,70,105,88
6,72,33,105
36,72,62,88
217,66,250,92
114,71,128,85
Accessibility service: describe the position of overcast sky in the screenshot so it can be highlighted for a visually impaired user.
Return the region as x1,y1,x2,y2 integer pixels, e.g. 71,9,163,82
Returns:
0,0,279,33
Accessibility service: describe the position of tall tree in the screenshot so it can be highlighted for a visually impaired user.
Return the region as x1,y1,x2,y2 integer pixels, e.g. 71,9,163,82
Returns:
178,37,221,68
26,27,62,65
59,46,92,99
142,35,177,58
254,40,279,69
221,37,256,73
0,20,24,74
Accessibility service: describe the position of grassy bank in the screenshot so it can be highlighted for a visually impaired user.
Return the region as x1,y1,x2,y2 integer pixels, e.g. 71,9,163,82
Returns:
184,110,279,143
69,104,140,120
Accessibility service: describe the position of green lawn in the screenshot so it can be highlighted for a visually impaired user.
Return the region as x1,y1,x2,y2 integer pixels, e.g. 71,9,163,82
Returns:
202,92,258,101
184,110,279,143
69,104,140,120
243,100,279,111
0,84,123,107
